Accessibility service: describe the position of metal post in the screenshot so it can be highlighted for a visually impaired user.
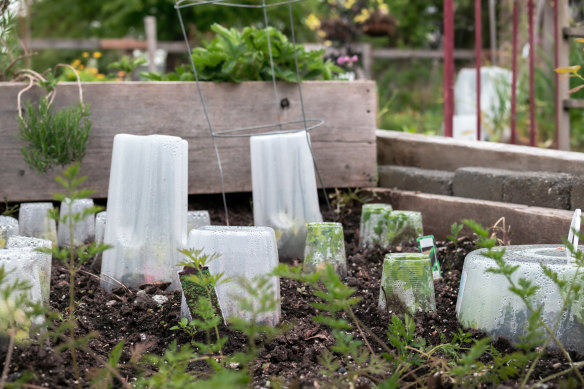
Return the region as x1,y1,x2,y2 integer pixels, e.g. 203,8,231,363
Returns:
443,0,454,138
475,0,482,141
528,0,535,146
489,0,497,65
556,0,570,150
511,0,518,145
145,16,157,73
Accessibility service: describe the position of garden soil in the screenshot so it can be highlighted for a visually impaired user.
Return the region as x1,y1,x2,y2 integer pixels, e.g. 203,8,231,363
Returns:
0,193,576,387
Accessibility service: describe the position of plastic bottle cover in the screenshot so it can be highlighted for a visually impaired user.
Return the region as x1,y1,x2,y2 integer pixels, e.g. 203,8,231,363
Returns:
100,134,188,291
250,130,322,259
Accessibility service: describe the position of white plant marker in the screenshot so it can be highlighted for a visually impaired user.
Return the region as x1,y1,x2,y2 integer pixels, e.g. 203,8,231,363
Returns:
567,208,581,261
250,131,323,259
100,134,188,291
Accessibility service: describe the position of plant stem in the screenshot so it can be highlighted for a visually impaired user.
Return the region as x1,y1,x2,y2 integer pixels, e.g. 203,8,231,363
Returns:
528,360,584,388
67,200,82,389
347,307,374,355
0,328,16,389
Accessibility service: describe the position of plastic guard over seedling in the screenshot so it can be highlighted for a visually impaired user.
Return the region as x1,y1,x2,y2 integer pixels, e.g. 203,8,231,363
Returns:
0,216,19,245
187,226,281,326
303,222,347,277
359,203,393,248
379,253,436,314
57,198,95,247
18,203,57,247
100,134,188,291
456,244,584,353
187,210,211,234
250,131,323,259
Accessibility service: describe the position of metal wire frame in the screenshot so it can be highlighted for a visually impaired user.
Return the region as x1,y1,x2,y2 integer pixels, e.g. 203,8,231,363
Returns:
174,0,332,225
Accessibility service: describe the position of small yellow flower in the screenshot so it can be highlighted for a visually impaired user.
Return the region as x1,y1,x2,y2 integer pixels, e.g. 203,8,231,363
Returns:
118,71,126,77
97,74,105,79
79,64,85,70
88,67,98,75
324,40,332,47
555,65,581,74
82,52,89,58
115,77,122,82
93,51,102,58
317,30,326,39
575,38,584,43
354,8,370,23
71,59,81,68
379,3,389,14
305,13,320,31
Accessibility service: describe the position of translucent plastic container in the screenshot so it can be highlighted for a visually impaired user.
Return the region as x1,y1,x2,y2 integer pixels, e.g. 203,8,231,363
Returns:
6,236,52,306
100,134,188,291
0,246,48,344
385,210,423,246
95,211,107,247
187,210,211,234
303,222,347,277
359,203,393,248
0,216,19,248
18,203,57,246
250,131,322,259
379,253,436,314
456,245,584,353
57,198,95,247
185,226,280,326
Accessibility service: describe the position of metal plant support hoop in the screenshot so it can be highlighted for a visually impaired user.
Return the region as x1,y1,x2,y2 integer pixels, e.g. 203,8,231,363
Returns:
174,0,332,225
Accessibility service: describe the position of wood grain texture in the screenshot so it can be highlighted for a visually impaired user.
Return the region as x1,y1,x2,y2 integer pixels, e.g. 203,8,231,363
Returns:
0,81,377,201
377,130,584,174
366,188,573,245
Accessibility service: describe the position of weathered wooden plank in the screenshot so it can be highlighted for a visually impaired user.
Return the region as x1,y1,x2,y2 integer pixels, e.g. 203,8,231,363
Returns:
377,130,584,174
365,188,573,245
0,81,377,201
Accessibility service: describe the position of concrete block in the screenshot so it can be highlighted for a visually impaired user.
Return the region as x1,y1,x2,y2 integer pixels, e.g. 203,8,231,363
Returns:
453,167,509,202
571,182,584,211
503,172,573,210
378,166,453,195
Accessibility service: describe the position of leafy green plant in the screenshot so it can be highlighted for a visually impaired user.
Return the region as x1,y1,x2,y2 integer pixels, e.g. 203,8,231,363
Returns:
17,66,91,173
39,163,111,389
0,1,30,81
175,248,226,356
143,23,342,83
446,222,464,248
107,55,146,81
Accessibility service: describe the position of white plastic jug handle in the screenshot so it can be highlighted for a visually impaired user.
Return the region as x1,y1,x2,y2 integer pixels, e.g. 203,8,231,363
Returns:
567,208,581,261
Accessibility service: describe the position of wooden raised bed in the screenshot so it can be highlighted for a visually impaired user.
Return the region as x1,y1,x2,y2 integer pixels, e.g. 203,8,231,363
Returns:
0,80,377,201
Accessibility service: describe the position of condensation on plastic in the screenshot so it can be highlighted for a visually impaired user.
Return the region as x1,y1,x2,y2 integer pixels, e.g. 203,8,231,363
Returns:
385,210,423,246
18,203,57,246
359,204,393,248
187,210,211,234
456,245,584,353
100,134,188,291
303,222,346,277
250,131,322,259
95,212,107,247
0,246,49,342
379,253,436,314
185,226,280,326
0,216,19,246
6,236,52,307
57,198,96,247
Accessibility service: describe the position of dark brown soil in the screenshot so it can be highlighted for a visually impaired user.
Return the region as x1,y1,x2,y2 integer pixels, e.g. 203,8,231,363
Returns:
0,192,579,387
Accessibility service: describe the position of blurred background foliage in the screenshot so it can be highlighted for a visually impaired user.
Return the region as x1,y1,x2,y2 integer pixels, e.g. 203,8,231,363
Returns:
2,0,584,149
